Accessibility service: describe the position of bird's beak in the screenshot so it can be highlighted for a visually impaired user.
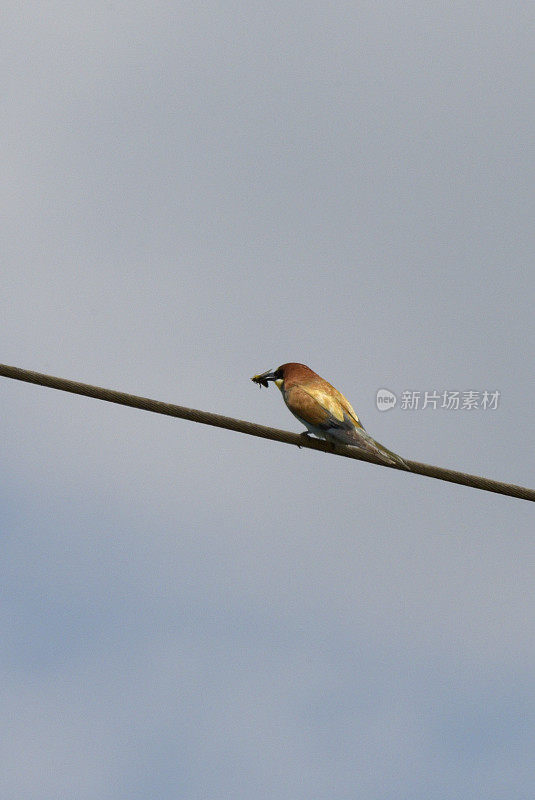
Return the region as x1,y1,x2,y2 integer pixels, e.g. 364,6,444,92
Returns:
251,369,278,389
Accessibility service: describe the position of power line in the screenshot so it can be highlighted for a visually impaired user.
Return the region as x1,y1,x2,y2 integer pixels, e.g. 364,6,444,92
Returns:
1,362,533,503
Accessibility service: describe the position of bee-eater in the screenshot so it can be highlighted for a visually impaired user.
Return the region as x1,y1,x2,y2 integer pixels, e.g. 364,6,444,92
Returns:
252,362,409,469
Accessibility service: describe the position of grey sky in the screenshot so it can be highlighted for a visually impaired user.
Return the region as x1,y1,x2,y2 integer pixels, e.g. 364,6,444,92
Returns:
2,2,534,798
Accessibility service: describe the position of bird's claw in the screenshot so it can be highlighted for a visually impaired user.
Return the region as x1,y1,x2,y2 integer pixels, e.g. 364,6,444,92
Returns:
296,431,311,449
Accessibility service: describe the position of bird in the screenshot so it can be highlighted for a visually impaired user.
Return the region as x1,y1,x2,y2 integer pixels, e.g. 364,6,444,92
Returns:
251,362,409,469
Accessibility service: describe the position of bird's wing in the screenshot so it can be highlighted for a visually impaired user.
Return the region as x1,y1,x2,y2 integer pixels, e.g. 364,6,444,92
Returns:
298,383,364,429
285,384,363,432
330,389,365,429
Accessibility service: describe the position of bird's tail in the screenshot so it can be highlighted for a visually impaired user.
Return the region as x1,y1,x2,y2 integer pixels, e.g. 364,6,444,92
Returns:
339,427,410,470
369,439,411,470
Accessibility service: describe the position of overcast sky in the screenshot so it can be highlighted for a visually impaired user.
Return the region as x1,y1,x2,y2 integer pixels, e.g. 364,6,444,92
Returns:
2,2,534,798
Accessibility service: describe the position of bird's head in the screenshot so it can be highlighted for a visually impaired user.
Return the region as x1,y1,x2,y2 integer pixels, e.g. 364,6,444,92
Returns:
251,363,315,390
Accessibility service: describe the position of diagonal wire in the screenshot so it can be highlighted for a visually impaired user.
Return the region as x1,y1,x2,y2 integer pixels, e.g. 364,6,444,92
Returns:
0,362,533,503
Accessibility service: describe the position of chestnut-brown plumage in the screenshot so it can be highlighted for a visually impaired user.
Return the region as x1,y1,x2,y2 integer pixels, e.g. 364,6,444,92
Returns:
252,362,409,469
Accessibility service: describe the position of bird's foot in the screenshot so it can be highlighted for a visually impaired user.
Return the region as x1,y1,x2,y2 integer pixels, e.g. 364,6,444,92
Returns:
297,431,312,449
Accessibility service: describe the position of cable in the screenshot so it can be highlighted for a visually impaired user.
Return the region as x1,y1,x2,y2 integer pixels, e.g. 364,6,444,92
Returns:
0,362,533,502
